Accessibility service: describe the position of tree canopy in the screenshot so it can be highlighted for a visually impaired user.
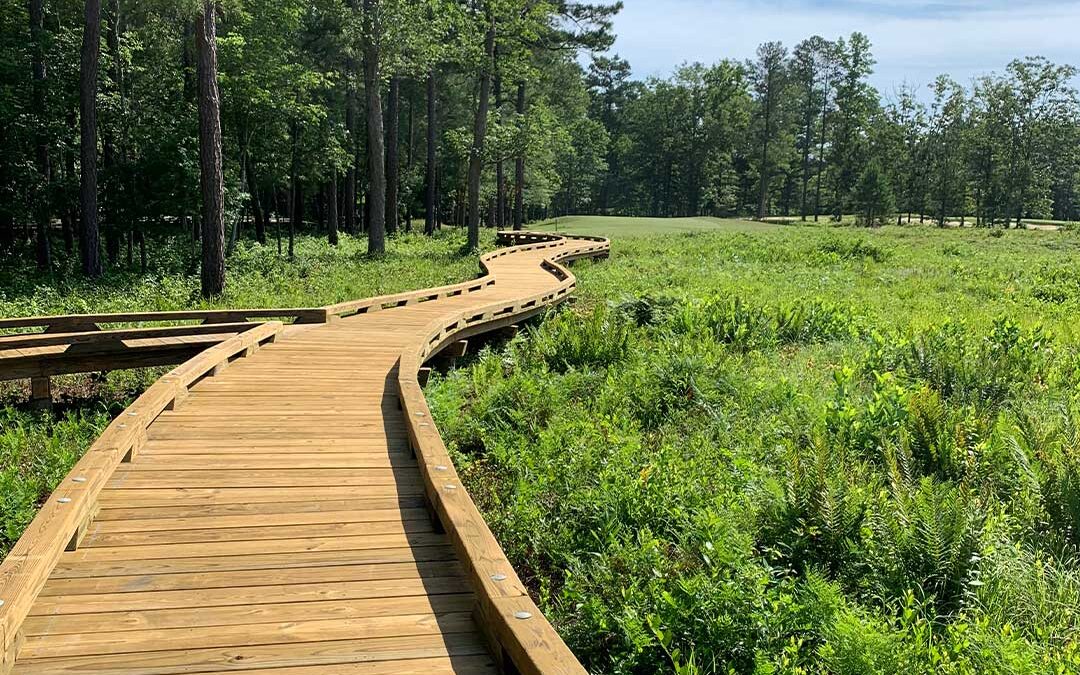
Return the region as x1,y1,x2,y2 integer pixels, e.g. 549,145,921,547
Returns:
2,2,1080,289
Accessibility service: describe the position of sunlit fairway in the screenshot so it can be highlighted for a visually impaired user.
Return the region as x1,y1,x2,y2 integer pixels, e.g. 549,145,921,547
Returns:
535,215,775,237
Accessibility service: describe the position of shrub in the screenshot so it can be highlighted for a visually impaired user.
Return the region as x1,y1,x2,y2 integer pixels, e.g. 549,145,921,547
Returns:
526,307,635,373
671,296,859,352
865,472,985,613
818,237,891,263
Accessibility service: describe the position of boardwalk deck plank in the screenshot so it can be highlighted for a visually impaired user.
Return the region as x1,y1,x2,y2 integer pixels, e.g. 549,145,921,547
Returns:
3,234,605,674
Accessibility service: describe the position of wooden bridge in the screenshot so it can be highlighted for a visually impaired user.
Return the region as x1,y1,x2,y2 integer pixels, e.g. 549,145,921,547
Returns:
0,232,610,675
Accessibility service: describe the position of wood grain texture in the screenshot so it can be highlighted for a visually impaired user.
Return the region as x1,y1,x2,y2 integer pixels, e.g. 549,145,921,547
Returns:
1,232,608,674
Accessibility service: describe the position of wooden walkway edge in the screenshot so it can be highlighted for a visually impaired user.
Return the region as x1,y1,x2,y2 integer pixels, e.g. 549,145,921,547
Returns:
0,232,610,675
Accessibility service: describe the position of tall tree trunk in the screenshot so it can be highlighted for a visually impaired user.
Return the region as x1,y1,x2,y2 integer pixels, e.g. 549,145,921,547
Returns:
799,80,814,221
328,171,339,245
316,184,326,233
757,70,775,221
385,75,399,236
425,70,437,235
814,70,830,223
31,0,52,270
406,86,416,228
287,117,299,259
289,181,300,258
345,82,358,235
246,158,266,244
494,70,506,230
196,0,224,297
79,0,103,277
0,156,11,250
60,142,75,253
64,108,78,251
466,12,495,249
513,82,525,231
136,229,146,271
274,189,282,255
362,0,385,254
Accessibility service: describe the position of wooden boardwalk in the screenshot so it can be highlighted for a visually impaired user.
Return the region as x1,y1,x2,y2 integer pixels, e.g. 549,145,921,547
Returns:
0,233,609,675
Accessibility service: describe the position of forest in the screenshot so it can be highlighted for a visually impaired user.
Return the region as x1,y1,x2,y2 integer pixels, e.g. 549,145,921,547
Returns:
2,0,1080,296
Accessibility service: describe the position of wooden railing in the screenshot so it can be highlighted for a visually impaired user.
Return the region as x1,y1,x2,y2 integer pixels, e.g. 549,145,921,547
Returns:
0,232,603,389
324,277,497,320
0,232,611,674
0,321,284,673
0,309,329,335
398,234,609,674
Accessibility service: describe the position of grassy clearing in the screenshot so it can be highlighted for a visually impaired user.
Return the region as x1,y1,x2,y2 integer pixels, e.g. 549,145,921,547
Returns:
535,215,769,237
0,228,490,557
427,216,1080,673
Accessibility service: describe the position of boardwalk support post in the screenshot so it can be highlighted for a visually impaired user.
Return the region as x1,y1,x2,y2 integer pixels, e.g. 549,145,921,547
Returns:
65,502,99,551
29,377,51,411
445,339,468,358
1,630,23,675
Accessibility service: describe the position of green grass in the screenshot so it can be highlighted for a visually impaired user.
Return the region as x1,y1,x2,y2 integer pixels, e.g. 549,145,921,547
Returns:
0,228,490,319
535,215,776,237
427,216,1080,673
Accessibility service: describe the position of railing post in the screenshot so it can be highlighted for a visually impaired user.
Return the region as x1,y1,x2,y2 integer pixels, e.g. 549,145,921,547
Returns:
29,377,51,411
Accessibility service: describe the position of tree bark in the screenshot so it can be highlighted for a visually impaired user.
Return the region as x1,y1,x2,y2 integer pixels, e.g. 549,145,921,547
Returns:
513,82,525,230
494,71,506,230
466,13,495,249
60,139,75,253
814,69,830,223
136,229,146,271
799,68,815,221
289,180,300,258
425,70,437,235
31,0,52,270
196,0,225,297
246,158,266,244
287,117,299,258
345,82,358,235
362,0,386,254
328,171,339,245
385,75,399,236
79,0,103,277
757,68,776,221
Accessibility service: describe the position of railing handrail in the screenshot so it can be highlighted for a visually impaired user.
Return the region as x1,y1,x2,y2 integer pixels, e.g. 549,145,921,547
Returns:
397,233,609,674
0,231,584,335
0,309,328,332
0,322,261,351
0,321,284,671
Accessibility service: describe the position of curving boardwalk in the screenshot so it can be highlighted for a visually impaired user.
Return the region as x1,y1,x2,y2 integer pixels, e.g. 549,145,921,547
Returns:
0,233,609,675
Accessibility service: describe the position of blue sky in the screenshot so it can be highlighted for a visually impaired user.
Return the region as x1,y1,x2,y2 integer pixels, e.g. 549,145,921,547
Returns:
608,0,1080,100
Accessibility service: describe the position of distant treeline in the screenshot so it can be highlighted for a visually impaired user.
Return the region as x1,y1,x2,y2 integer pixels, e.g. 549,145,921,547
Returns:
586,36,1080,228
2,0,1077,290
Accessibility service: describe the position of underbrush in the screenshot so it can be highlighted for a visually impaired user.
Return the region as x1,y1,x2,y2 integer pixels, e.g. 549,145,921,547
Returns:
0,228,487,318
0,369,158,556
428,224,1080,673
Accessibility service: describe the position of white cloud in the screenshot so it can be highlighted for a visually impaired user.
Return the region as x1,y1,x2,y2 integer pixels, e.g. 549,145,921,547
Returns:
609,0,1080,97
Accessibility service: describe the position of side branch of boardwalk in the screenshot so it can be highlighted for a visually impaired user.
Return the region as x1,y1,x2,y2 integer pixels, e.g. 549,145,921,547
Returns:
0,232,610,675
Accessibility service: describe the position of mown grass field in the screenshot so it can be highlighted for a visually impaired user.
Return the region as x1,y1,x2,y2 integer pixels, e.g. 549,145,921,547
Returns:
537,215,769,237
427,216,1080,673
